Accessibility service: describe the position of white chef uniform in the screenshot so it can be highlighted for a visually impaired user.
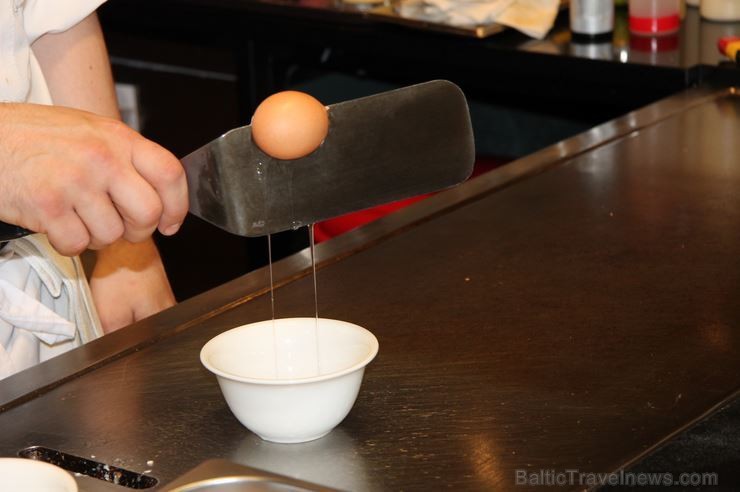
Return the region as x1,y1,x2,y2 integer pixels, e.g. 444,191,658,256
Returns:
0,0,107,379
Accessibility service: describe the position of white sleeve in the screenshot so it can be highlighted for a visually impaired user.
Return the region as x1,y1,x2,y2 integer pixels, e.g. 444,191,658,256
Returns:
23,0,108,44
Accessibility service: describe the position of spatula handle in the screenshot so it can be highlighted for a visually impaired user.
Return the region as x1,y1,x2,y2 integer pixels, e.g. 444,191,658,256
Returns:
0,221,32,241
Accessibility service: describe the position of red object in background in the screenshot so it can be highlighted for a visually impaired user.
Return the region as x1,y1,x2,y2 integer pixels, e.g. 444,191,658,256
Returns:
718,35,740,55
717,35,740,64
314,156,509,242
628,14,680,36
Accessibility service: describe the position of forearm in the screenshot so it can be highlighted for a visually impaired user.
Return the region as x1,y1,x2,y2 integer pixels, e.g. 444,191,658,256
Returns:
32,13,119,118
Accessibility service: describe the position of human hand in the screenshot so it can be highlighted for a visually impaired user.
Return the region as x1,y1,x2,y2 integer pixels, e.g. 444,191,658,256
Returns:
0,103,188,256
90,238,176,333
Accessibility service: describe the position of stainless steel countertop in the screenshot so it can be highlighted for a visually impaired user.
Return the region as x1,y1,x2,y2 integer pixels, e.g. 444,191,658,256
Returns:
0,86,739,491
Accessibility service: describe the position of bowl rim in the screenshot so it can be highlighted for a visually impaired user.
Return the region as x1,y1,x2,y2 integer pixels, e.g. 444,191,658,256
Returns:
0,458,78,490
200,317,379,385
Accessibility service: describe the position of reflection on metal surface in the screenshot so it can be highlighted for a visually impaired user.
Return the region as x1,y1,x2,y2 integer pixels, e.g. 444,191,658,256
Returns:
629,33,679,66
619,47,629,62
169,476,315,491
230,429,369,491
162,460,338,491
553,141,570,159
569,40,614,61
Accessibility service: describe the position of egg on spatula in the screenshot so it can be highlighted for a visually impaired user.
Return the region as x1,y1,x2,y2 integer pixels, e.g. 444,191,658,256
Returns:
251,91,329,160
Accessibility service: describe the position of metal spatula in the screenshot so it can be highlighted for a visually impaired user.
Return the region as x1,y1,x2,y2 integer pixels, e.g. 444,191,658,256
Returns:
0,80,474,240
184,79,474,236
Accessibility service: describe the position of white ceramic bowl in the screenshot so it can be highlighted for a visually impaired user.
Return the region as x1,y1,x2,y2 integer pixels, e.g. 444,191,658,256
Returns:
200,318,378,443
0,458,77,491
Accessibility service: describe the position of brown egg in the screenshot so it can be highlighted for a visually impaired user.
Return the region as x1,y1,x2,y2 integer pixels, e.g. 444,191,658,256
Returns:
251,91,329,160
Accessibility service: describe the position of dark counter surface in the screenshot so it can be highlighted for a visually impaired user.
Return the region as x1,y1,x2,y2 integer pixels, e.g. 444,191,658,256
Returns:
1,86,739,490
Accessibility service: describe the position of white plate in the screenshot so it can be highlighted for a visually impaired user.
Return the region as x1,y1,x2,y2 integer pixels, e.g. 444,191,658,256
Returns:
0,458,77,492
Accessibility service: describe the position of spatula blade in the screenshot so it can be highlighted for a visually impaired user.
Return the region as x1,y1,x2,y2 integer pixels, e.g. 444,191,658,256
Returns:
181,80,475,237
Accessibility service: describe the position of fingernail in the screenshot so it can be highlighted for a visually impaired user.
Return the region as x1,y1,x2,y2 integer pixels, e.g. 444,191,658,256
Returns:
162,223,181,236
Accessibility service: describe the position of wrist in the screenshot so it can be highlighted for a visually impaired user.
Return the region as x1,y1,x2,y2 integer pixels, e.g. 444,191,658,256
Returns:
94,237,163,274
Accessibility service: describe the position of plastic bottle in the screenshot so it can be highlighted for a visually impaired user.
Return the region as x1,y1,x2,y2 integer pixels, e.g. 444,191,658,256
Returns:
629,0,681,35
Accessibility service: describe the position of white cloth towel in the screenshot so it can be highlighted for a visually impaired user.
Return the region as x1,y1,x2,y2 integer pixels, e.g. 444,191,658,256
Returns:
0,235,102,379
415,0,514,26
405,0,560,39
495,0,560,39
0,277,76,345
